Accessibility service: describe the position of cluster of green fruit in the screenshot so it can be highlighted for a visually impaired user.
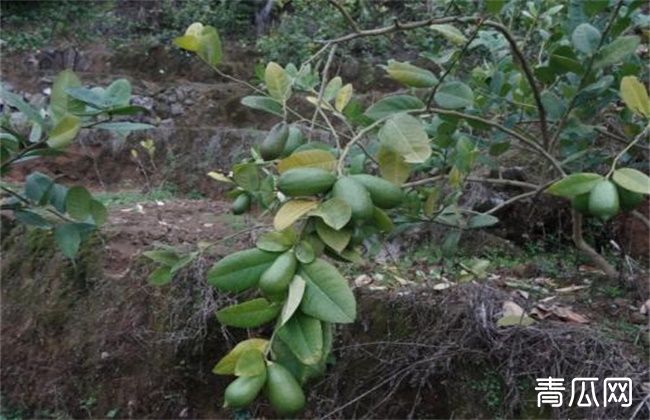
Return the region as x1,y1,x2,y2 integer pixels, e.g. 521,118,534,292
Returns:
224,360,305,415
571,179,644,220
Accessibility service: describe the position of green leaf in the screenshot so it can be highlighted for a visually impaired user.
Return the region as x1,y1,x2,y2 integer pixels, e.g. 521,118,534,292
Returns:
430,24,468,45
384,60,437,88
280,275,306,326
148,266,173,285
234,348,266,377
213,338,269,375
541,91,566,120
47,114,81,148
64,87,108,109
142,248,181,266
376,146,410,185
620,76,650,117
364,95,425,121
14,210,50,228
612,168,650,195
197,25,222,67
434,81,474,109
240,96,283,116
546,173,603,197
207,248,278,293
89,199,108,226
0,85,44,126
277,312,323,365
50,70,82,121
309,198,352,230
378,113,431,163
571,23,601,55
215,298,281,328
265,62,292,102
299,258,356,323
233,163,260,191
48,184,68,212
315,219,351,253
486,0,506,13
549,46,583,75
104,79,131,107
468,214,499,229
94,122,153,134
593,36,640,69
54,223,82,258
372,207,395,233
65,186,92,220
256,229,296,252
295,240,315,264
25,172,53,205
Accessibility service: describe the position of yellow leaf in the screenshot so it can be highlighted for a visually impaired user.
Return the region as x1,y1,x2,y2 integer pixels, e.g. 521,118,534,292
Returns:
335,83,353,112
305,96,335,111
277,150,337,173
376,146,411,185
212,338,269,375
265,62,291,102
173,35,200,52
620,76,650,118
274,200,319,230
185,22,205,37
207,171,233,183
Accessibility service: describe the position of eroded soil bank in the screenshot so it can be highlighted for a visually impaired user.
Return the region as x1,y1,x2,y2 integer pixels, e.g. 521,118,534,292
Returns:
1,201,647,419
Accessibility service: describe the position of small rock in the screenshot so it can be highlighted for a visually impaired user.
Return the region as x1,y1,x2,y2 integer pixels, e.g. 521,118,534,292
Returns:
171,103,184,116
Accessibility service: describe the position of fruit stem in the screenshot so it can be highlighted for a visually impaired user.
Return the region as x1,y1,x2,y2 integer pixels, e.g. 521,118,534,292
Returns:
607,124,650,178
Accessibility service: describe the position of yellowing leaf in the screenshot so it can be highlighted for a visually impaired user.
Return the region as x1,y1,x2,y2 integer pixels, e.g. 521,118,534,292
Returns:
323,76,342,102
265,62,292,102
378,113,432,163
335,83,353,112
274,199,319,230
212,338,269,375
385,60,437,88
277,150,337,173
620,76,650,117
376,146,410,185
430,24,468,45
47,114,81,148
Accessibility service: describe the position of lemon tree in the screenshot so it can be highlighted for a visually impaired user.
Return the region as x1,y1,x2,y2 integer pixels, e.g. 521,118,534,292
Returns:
168,1,649,413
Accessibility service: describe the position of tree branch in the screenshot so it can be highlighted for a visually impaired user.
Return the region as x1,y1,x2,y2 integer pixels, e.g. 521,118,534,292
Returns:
327,0,361,33
571,209,619,279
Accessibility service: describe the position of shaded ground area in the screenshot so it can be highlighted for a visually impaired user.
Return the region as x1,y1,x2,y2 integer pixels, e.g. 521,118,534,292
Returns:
1,199,648,419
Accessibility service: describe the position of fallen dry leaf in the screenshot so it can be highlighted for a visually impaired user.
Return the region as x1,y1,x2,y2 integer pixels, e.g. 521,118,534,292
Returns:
433,282,452,291
530,303,589,323
354,274,373,287
555,285,589,293
503,300,525,317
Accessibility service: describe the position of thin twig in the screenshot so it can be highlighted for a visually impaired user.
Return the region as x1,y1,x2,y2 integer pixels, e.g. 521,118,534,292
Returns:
426,18,484,109
309,44,337,141
327,0,361,33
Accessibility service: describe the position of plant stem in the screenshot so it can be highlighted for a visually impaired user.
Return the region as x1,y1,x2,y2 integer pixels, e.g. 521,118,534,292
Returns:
571,209,619,279
606,124,650,177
